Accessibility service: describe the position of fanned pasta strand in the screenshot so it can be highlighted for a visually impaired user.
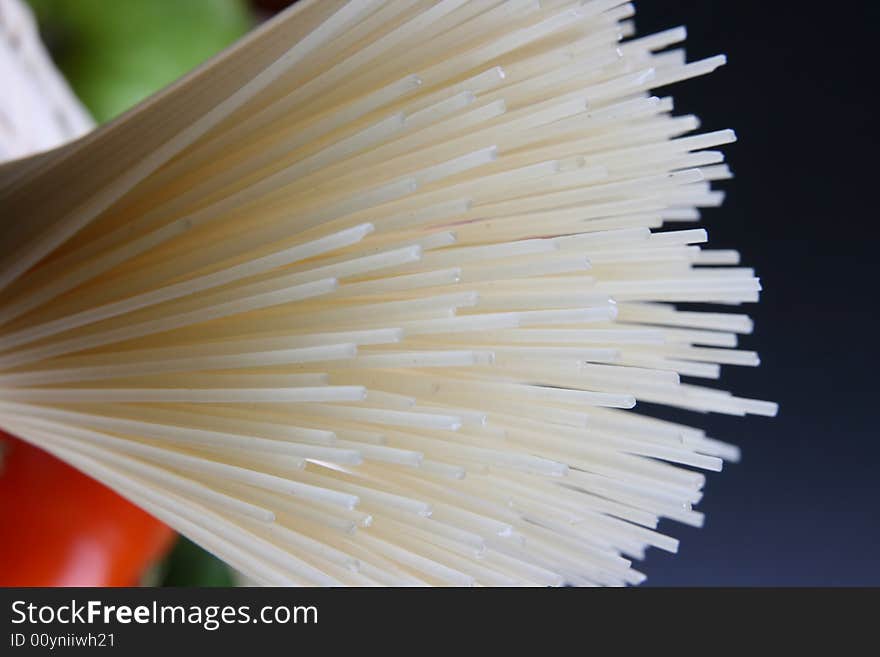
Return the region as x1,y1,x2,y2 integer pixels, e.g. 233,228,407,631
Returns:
0,0,776,586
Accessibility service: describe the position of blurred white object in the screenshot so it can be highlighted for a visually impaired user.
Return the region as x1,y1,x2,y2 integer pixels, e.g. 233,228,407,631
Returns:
0,0,93,163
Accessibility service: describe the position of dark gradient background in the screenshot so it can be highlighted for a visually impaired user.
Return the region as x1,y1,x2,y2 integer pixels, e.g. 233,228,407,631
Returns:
631,1,880,585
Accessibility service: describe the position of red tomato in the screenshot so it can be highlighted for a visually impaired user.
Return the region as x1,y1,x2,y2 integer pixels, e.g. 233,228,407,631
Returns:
0,431,175,586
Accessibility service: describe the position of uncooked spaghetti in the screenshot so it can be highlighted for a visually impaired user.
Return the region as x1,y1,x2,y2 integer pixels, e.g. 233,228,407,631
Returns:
0,0,776,586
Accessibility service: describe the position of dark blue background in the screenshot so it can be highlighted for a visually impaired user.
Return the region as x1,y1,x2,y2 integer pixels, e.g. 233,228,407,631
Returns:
632,1,879,585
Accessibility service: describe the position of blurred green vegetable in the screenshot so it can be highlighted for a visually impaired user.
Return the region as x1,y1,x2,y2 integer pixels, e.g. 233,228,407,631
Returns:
159,537,237,587
27,0,253,122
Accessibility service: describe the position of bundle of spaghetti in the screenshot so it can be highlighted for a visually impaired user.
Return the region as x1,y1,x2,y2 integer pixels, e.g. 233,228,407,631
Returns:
0,0,776,586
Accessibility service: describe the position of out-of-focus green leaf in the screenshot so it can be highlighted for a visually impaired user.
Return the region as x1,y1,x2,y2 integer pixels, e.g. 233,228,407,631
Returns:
27,0,254,123
159,537,236,587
